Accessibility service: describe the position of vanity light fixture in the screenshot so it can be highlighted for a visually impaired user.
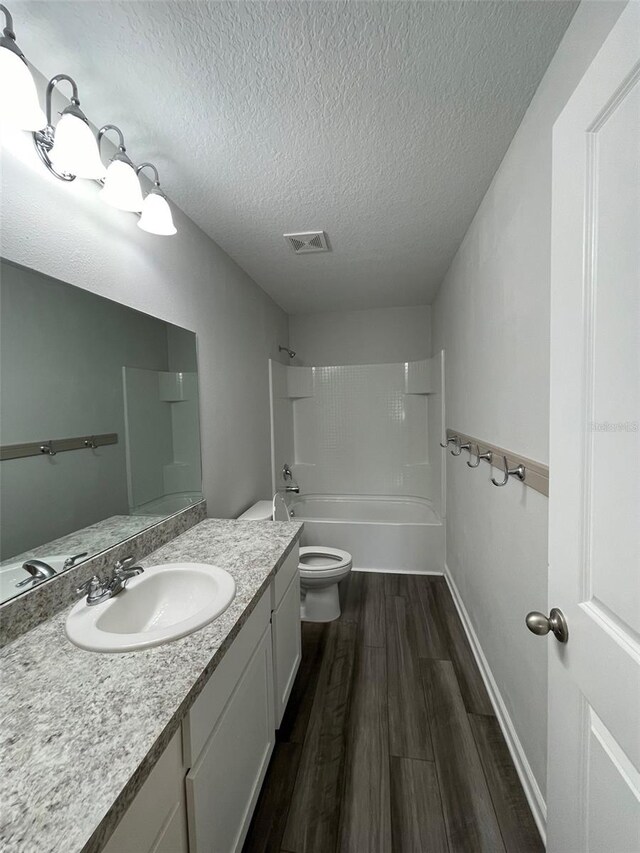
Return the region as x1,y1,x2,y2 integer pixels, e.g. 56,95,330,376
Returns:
97,124,144,212
33,74,106,181
0,3,46,130
136,162,177,236
4,4,176,237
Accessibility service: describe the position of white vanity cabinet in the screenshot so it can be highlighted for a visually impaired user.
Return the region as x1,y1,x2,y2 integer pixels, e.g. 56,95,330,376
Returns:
101,729,188,853
270,548,302,727
99,545,301,853
184,590,275,853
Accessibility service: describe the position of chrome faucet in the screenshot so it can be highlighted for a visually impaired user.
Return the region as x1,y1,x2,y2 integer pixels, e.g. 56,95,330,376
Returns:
16,559,57,588
282,464,299,492
76,556,144,606
63,551,88,570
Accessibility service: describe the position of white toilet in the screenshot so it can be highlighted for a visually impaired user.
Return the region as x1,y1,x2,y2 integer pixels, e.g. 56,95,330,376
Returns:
237,494,353,622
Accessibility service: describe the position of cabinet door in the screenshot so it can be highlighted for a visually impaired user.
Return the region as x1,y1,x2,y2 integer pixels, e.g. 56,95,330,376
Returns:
186,624,275,853
272,572,301,727
101,730,188,853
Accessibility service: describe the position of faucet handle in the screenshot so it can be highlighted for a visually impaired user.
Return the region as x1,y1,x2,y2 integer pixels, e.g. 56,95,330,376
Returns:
64,551,88,570
114,556,134,573
76,575,102,596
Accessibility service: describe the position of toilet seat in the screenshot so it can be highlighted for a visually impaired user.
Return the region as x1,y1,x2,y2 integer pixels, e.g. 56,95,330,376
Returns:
298,546,352,578
238,499,353,622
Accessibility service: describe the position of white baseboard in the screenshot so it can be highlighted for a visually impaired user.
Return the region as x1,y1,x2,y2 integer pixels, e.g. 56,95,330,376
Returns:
353,566,445,575
443,564,547,845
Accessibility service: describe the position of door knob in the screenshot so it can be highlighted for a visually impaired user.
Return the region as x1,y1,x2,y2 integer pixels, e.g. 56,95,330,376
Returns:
525,608,569,643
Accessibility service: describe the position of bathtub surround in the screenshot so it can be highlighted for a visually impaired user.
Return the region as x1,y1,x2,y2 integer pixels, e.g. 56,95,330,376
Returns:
269,353,445,572
0,518,302,853
431,0,626,833
270,355,443,498
269,359,296,499
0,499,206,647
122,367,202,512
1,67,289,521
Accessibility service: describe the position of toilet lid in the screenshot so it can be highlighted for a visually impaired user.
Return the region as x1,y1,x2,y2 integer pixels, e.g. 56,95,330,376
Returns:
298,546,352,572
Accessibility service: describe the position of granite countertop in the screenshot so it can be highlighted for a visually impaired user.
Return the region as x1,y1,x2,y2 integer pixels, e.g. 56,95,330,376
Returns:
1,514,165,568
0,518,303,853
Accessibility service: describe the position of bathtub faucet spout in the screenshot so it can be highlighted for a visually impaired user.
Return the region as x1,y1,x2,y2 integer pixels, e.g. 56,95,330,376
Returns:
285,485,300,494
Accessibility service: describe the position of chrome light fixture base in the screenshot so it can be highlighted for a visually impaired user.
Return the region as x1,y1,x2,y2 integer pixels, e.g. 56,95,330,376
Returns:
33,124,75,182
32,74,102,182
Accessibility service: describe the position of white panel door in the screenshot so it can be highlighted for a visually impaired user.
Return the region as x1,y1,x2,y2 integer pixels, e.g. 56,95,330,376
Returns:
548,4,640,851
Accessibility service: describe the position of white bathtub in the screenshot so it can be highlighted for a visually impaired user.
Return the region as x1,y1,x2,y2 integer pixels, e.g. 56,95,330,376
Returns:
289,494,444,574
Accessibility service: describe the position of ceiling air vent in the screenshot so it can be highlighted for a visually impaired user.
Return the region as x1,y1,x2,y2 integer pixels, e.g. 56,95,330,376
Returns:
284,230,330,254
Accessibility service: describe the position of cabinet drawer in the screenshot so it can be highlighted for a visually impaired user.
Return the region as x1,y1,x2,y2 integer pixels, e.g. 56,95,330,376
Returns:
185,624,275,853
272,546,299,610
183,590,271,767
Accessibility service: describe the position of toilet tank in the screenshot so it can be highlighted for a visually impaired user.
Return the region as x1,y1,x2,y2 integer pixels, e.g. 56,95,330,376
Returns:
237,500,273,521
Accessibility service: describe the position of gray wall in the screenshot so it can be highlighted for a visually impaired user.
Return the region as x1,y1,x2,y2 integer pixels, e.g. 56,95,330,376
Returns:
0,261,177,558
431,0,625,820
290,305,431,365
1,71,290,521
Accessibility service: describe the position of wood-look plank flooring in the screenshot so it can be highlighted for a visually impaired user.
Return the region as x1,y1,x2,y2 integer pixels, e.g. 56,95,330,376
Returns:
243,572,543,853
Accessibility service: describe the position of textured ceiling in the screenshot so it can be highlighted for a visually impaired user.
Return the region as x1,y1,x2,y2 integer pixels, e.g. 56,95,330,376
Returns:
14,1,577,313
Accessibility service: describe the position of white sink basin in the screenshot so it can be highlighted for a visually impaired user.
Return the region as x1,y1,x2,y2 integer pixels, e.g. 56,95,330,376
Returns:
65,563,236,653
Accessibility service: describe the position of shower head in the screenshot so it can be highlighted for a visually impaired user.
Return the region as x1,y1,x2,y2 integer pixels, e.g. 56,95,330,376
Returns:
279,345,296,359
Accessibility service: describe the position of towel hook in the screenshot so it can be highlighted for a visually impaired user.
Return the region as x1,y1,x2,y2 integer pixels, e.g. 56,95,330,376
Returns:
439,436,457,449
40,442,56,456
84,437,98,449
491,455,525,487
467,443,493,468
451,437,471,457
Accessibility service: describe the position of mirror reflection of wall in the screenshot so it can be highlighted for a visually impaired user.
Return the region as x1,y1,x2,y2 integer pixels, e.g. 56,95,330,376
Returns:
0,259,202,605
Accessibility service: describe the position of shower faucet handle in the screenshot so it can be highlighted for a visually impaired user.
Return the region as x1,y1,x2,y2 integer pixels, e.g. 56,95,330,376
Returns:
282,463,293,481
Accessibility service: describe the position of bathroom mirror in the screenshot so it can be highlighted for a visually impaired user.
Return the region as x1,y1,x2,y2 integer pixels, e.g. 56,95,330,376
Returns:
0,258,203,606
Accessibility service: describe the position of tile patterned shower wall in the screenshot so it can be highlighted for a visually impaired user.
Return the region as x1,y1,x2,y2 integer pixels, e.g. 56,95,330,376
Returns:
290,360,437,498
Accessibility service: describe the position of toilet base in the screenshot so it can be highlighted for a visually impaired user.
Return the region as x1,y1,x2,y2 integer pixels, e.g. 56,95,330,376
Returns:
300,582,341,622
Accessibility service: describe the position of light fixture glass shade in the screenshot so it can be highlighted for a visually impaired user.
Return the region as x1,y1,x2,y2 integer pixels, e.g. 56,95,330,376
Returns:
137,191,177,236
99,158,144,212
0,45,46,130
49,110,106,179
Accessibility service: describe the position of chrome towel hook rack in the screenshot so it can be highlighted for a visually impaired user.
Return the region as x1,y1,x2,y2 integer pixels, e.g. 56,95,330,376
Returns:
451,438,471,457
467,443,492,468
2,433,118,461
443,428,549,496
491,455,526,487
